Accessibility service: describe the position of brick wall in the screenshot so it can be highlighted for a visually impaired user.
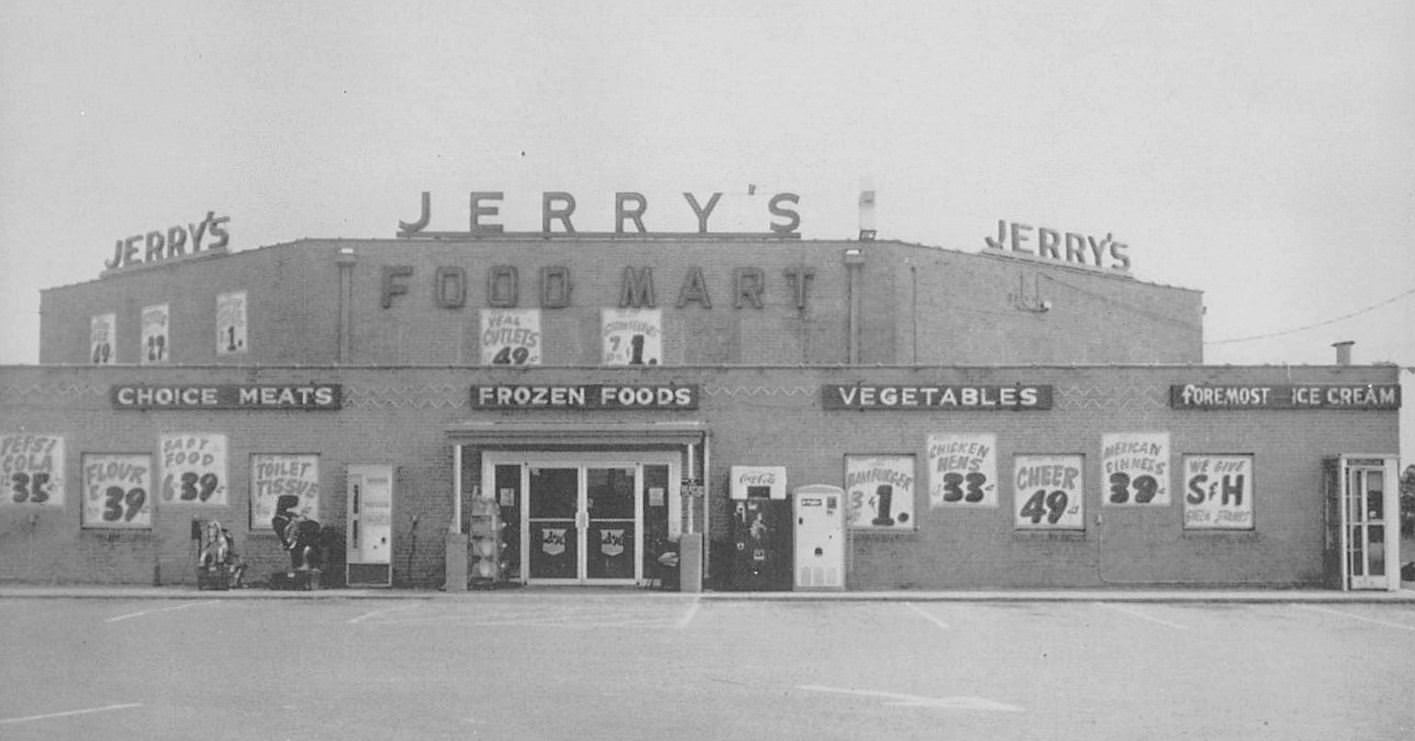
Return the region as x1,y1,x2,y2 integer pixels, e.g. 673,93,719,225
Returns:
0,363,1397,589
40,237,1202,367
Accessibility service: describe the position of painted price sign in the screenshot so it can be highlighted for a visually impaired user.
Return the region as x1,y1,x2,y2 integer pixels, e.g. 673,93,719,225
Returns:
216,291,247,355
1013,454,1084,529
1101,433,1169,506
91,313,116,365
481,308,542,366
1183,455,1253,530
1,434,66,507
82,453,153,528
928,433,997,508
159,433,228,506
845,454,915,529
250,454,319,531
602,308,661,365
141,303,170,364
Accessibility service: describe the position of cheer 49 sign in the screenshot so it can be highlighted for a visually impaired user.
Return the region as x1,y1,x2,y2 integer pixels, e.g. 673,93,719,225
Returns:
1013,454,1084,529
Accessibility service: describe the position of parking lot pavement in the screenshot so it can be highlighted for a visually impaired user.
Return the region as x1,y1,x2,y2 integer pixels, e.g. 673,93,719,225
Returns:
2,596,1414,740
4,583,1415,603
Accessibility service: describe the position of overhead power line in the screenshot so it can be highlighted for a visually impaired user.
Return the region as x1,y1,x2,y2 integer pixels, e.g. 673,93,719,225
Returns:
1205,287,1415,346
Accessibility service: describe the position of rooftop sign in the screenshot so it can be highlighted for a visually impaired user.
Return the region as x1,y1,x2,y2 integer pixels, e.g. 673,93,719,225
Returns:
1170,384,1400,410
397,191,801,238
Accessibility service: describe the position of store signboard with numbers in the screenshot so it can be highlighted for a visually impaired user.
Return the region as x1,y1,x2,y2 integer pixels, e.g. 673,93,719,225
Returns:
159,433,228,506
481,308,542,366
216,291,247,355
90,313,116,365
1,434,66,507
602,308,661,365
927,433,997,507
1183,454,1253,530
844,454,915,529
1101,432,1170,506
141,303,170,364
82,453,153,528
1013,454,1084,529
250,454,319,530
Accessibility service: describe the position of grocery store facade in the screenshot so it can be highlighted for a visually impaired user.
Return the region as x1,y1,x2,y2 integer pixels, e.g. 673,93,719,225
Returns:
0,202,1402,590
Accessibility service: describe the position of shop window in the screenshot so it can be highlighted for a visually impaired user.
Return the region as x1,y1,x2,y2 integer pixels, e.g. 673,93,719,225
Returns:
1181,455,1254,530
1012,454,1084,530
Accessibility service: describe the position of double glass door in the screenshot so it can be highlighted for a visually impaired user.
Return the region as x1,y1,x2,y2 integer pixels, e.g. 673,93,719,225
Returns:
484,453,678,586
528,465,638,583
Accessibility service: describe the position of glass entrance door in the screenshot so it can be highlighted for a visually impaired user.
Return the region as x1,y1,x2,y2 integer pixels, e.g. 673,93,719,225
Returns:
1346,464,1387,589
585,467,636,580
528,467,579,581
482,452,679,586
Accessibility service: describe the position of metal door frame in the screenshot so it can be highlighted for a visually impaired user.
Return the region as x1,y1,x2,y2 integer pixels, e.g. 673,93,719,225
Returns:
482,451,679,586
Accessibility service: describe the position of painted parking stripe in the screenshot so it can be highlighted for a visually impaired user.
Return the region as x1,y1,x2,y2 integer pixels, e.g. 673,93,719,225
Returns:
105,601,216,623
0,703,142,725
1298,604,1415,631
675,595,701,629
347,603,421,624
1096,602,1190,630
904,602,949,630
799,685,1022,711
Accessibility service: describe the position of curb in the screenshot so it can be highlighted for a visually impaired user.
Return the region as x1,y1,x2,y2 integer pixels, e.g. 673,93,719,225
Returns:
5,586,1415,604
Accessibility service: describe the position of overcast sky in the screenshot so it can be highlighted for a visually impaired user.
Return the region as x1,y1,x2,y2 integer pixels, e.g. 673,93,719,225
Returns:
2,0,1413,372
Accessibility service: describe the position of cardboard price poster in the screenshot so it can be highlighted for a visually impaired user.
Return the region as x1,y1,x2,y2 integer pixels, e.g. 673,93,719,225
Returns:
90,312,116,365
844,454,916,529
82,453,153,528
1183,455,1253,530
1013,454,1084,529
159,433,228,506
250,454,319,531
0,434,66,507
141,303,170,364
1101,432,1170,506
602,308,661,365
481,308,542,366
927,433,997,508
216,291,248,355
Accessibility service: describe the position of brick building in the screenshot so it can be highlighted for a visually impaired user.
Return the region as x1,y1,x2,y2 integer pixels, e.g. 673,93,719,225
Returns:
1,229,1402,591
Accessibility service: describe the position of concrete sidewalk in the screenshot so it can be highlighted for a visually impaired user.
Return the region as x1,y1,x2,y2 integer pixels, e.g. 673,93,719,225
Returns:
5,583,1415,603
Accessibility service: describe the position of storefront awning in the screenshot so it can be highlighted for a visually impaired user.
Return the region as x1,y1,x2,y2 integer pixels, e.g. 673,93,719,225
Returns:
445,421,708,447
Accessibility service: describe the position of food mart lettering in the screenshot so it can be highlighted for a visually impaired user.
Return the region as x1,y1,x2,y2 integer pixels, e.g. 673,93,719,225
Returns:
1170,384,1401,410
382,264,818,311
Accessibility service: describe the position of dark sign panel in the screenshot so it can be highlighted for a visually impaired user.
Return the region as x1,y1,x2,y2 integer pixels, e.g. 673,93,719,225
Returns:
821,384,1053,411
1170,384,1401,410
112,384,342,410
471,384,699,410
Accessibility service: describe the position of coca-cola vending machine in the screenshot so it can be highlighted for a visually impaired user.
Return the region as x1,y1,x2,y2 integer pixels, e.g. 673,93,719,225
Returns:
728,466,792,591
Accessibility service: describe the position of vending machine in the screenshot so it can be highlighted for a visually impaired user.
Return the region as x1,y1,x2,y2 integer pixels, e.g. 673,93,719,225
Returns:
346,464,394,587
793,484,845,590
729,497,793,590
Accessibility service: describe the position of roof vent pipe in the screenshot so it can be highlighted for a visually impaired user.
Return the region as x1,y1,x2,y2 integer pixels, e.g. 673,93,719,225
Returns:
1332,340,1354,366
